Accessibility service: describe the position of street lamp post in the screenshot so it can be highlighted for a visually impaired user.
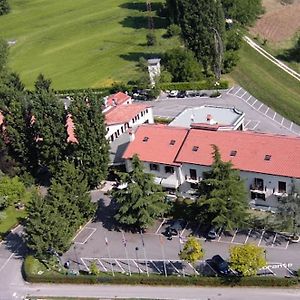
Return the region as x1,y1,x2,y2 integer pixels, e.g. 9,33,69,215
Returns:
135,247,140,274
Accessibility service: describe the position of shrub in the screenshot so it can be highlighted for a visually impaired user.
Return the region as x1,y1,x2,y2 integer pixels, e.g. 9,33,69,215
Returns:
146,32,157,46
210,91,221,98
166,24,181,37
154,116,173,124
159,80,228,91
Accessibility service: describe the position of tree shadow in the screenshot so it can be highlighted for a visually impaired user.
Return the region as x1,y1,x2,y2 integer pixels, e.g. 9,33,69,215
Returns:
4,231,28,258
119,52,162,63
119,2,164,13
277,50,300,63
119,16,168,30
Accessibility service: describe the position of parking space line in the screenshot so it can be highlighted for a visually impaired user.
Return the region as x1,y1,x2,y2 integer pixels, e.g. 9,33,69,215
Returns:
244,120,251,127
252,121,260,130
80,258,90,271
205,261,217,275
188,262,199,275
281,117,284,125
284,265,294,276
258,230,265,247
266,266,275,276
97,259,107,271
227,87,234,94
290,122,293,130
234,87,242,95
72,224,90,241
271,232,277,247
155,218,166,234
181,222,189,236
241,91,247,98
251,99,257,107
285,240,290,249
273,112,277,120
231,229,238,243
168,260,181,275
150,260,162,274
132,259,144,273
265,107,269,115
74,228,96,245
244,229,252,244
245,95,251,102
258,103,263,110
115,259,125,273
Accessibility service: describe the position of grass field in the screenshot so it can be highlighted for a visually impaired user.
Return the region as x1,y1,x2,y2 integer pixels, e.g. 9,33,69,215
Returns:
0,0,178,89
230,41,300,125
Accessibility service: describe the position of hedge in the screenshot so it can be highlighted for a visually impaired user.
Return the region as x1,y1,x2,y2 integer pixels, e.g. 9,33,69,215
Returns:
23,257,298,287
159,80,229,91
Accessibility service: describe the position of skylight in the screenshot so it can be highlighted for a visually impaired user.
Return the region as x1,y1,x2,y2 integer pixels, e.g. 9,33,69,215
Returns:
264,154,271,161
143,137,149,142
230,150,237,157
192,146,199,152
170,140,176,145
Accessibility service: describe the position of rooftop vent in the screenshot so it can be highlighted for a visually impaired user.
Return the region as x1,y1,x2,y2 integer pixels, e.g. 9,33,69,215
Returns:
192,146,199,152
230,150,237,157
170,139,176,145
264,154,271,161
143,136,149,142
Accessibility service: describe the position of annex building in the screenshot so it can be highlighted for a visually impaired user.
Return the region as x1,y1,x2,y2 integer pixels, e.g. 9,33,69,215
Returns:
123,124,300,210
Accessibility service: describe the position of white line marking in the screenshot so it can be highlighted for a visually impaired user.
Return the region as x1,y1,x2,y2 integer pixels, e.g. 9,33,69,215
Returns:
181,222,188,235
80,258,90,271
132,259,143,273
258,230,265,247
281,117,284,125
290,122,293,130
258,104,263,110
155,218,166,234
150,260,162,274
188,262,199,275
115,259,125,273
97,259,107,271
251,99,257,107
0,252,14,272
74,228,96,244
273,112,277,120
266,266,275,275
246,95,252,102
231,229,238,243
265,107,269,115
227,87,234,94
241,91,247,98
271,233,277,247
168,260,180,274
252,121,260,130
245,120,251,127
285,240,290,249
244,229,252,244
234,87,242,95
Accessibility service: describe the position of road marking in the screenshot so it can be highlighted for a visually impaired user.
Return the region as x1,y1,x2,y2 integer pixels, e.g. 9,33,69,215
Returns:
271,233,277,247
168,260,181,274
245,120,251,127
258,230,265,247
150,260,162,274
244,229,252,244
227,86,234,94
280,117,284,125
251,99,257,107
252,121,260,130
231,229,238,243
97,259,107,271
290,122,293,130
285,240,290,249
273,112,277,120
241,91,247,98
246,95,252,102
234,87,242,95
258,103,264,111
155,218,166,234
132,259,143,273
80,258,90,271
265,107,269,115
181,222,189,236
74,227,96,244
188,262,199,275
0,252,14,273
115,259,125,273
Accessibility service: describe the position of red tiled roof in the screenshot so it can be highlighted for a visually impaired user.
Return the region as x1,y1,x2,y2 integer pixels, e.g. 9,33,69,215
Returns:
105,104,150,125
107,92,131,106
66,114,78,144
123,124,189,166
175,129,300,178
0,111,4,127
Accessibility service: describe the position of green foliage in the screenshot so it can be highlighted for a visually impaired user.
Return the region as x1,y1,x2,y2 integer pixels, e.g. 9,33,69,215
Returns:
34,74,52,93
68,91,109,188
0,175,26,209
89,261,100,276
223,50,239,73
159,80,229,91
179,237,204,265
163,48,204,82
196,145,248,230
25,162,94,259
112,154,168,230
166,24,181,37
0,0,9,16
159,70,173,83
221,0,264,26
229,244,266,276
146,32,157,46
0,37,8,77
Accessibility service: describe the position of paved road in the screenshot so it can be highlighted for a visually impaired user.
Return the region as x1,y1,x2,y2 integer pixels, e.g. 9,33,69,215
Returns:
145,87,300,137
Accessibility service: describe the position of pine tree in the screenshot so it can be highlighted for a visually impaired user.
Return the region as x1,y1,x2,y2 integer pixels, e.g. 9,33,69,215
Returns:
195,145,248,230
68,91,109,188
112,154,168,230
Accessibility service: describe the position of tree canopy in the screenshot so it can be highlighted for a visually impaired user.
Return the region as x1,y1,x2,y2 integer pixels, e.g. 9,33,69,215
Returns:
229,244,266,276
195,145,248,230
112,154,168,230
179,237,204,266
0,0,10,16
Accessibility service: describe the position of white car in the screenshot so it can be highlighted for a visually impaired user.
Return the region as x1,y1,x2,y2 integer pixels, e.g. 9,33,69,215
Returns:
168,90,178,97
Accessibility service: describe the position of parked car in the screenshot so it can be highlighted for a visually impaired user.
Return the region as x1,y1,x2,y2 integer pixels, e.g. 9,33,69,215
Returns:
177,90,187,98
206,226,219,240
168,90,179,97
165,219,185,237
211,255,230,275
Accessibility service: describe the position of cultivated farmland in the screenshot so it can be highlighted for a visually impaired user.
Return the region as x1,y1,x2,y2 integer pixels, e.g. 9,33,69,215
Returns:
0,0,178,89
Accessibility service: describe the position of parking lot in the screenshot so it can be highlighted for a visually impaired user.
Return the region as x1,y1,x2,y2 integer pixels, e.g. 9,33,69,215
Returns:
62,195,300,278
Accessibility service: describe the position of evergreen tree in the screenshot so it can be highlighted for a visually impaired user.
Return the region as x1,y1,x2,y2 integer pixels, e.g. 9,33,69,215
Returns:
112,154,168,230
29,76,67,174
195,145,248,230
68,91,109,188
0,0,10,16
34,73,52,93
0,38,8,79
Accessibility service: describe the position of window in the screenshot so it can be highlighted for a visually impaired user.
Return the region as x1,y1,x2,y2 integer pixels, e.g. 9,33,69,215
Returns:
146,109,148,113
230,150,237,157
150,163,159,171
121,127,124,133
141,111,144,117
143,136,149,142
170,139,176,145
253,178,264,191
189,169,197,180
132,118,135,124
165,166,174,174
251,192,266,201
278,181,286,193
192,146,199,152
264,154,271,161
117,129,120,135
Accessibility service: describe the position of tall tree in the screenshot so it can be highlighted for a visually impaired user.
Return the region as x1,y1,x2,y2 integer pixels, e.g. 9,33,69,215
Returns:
166,0,225,75
0,38,8,79
29,75,67,174
34,73,52,93
68,91,109,188
195,145,248,230
112,154,168,230
0,0,10,16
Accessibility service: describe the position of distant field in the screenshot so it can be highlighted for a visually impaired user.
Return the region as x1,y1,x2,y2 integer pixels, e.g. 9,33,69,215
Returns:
0,0,178,89
230,41,300,125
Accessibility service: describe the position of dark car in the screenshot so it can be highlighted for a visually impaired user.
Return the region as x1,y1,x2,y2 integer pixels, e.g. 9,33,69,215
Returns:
177,91,187,98
211,255,230,275
165,219,185,237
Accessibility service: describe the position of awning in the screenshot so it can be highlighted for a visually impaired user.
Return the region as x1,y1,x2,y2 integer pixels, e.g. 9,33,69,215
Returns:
161,176,179,189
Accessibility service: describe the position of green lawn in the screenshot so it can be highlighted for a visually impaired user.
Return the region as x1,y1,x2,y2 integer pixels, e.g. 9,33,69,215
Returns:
230,41,300,125
0,205,27,238
0,0,178,89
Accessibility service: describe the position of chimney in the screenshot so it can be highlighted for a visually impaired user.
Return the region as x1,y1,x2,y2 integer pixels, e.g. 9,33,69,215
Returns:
206,114,212,121
128,129,135,142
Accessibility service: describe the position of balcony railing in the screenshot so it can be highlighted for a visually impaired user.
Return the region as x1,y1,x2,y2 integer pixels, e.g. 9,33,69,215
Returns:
185,176,202,183
250,184,266,193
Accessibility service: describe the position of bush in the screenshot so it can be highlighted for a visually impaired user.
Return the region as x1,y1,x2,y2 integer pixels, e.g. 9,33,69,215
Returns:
210,91,221,98
146,32,157,46
154,116,173,124
159,80,228,91
166,24,181,37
